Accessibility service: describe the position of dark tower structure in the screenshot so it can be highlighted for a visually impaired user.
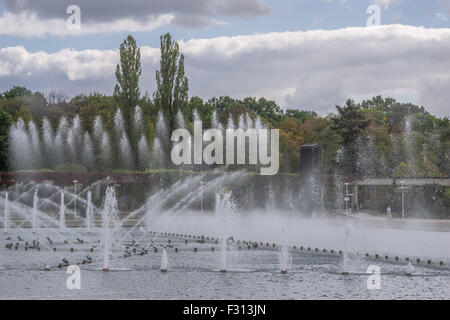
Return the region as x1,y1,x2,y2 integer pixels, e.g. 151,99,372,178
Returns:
299,144,321,215
300,144,321,177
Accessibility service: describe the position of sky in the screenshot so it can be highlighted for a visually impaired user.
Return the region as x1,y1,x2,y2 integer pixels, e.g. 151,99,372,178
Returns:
0,0,449,117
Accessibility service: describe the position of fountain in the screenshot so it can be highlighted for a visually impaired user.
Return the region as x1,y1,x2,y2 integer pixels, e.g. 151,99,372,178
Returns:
405,262,415,276
7,102,151,172
101,132,111,166
28,121,42,169
238,114,246,130
67,116,81,164
280,227,289,274
220,236,227,273
32,188,39,232
404,116,417,176
211,111,223,131
119,133,132,169
137,135,150,170
93,116,104,141
152,137,164,168
54,117,67,166
82,132,95,168
156,111,168,140
0,170,449,300
134,106,143,135
60,191,66,231
9,118,32,170
215,189,236,272
161,248,169,272
342,221,351,275
193,109,201,123
114,109,125,137
4,192,9,232
227,114,235,130
176,110,185,129
102,187,118,271
267,183,276,211
86,191,93,231
42,118,55,168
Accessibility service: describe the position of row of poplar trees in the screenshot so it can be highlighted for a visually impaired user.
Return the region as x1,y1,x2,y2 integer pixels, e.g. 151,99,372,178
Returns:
113,33,189,166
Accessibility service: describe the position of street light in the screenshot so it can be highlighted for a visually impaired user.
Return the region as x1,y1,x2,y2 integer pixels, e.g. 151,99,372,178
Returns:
344,183,353,215
73,180,78,218
399,180,408,220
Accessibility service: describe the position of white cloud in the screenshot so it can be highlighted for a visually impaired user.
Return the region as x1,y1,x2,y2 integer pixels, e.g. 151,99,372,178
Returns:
0,11,173,37
0,46,118,79
0,25,449,117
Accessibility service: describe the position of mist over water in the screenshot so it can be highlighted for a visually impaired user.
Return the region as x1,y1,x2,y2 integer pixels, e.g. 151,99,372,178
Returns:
147,211,450,260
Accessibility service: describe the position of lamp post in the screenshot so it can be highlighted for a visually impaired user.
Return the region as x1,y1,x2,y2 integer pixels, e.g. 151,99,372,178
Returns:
73,180,78,218
399,180,408,220
344,183,353,215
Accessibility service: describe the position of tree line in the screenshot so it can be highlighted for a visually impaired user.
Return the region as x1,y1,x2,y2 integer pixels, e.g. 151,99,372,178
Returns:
0,33,448,180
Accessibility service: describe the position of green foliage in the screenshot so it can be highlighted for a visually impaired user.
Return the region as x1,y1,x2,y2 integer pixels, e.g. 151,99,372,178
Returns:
0,107,12,171
154,33,189,133
331,99,370,177
285,109,318,124
187,96,214,127
444,188,450,208
0,99,33,123
2,86,33,99
71,93,116,133
208,96,239,113
113,35,143,169
360,95,427,133
393,162,414,177
114,35,142,126
207,96,288,126
242,97,284,124
332,99,370,145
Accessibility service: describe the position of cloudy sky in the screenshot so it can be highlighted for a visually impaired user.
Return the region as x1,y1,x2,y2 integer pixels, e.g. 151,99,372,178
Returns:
0,0,449,116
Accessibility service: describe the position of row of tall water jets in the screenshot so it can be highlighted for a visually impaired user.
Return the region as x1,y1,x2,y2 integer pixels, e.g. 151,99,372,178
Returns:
9,106,266,170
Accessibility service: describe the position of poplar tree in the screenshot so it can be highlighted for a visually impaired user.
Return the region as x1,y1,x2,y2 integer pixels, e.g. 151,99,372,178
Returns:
114,35,142,131
154,33,189,133
114,35,142,168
